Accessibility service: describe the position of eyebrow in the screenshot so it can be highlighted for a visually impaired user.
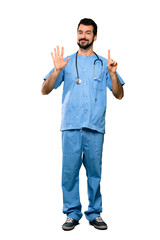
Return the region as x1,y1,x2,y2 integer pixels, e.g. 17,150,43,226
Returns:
78,30,92,33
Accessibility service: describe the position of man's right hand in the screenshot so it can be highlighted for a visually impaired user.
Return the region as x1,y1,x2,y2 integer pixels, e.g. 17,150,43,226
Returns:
51,46,70,71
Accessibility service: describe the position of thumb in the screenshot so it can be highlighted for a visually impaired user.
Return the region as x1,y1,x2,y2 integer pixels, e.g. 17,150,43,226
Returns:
65,57,71,64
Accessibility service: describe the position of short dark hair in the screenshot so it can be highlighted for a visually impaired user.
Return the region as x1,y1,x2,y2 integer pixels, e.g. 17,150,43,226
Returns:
77,18,98,36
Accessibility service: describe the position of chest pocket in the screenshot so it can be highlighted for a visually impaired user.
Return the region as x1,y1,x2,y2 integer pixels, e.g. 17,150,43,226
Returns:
93,84,106,107
91,69,106,107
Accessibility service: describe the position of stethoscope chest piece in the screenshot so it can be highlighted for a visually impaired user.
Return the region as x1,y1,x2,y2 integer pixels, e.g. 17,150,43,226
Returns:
76,78,81,85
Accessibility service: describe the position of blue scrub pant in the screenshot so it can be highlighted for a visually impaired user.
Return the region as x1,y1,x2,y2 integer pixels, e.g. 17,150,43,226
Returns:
62,128,104,222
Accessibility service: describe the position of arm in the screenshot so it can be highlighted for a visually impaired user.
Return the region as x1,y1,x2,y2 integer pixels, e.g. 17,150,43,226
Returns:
41,69,61,95
41,46,70,95
109,72,124,99
107,50,124,100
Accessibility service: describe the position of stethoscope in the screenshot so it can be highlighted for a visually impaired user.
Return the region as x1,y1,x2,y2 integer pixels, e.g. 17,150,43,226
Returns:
75,51,103,85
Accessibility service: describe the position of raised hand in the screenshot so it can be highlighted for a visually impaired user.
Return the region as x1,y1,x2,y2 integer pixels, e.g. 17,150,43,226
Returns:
51,46,70,71
107,49,118,74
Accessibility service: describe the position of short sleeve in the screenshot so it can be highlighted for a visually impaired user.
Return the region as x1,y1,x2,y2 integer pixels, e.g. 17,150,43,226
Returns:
43,68,64,89
106,71,125,91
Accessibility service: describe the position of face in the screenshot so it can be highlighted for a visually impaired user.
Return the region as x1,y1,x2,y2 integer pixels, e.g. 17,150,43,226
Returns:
77,24,97,50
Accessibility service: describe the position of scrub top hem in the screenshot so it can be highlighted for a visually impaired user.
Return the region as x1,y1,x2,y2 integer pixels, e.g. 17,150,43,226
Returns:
60,125,105,134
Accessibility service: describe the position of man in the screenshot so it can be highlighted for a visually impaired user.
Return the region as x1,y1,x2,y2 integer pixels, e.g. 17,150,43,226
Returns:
42,18,125,231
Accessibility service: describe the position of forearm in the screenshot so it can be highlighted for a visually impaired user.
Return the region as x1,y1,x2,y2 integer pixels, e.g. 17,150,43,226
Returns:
109,72,124,99
41,69,61,95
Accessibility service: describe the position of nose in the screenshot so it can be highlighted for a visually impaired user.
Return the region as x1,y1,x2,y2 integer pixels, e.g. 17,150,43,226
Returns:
80,33,85,39
78,32,87,40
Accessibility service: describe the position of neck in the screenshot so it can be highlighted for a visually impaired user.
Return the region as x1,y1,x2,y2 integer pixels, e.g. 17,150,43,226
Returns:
78,47,94,56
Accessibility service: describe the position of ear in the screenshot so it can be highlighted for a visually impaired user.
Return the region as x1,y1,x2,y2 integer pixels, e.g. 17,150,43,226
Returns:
94,35,97,41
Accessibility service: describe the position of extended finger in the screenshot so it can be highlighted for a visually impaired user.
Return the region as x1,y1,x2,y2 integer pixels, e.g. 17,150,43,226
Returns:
51,52,54,60
108,49,111,61
57,46,60,56
54,48,57,57
61,47,64,57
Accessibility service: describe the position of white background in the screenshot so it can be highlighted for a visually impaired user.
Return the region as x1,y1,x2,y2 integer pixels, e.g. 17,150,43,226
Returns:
0,0,160,239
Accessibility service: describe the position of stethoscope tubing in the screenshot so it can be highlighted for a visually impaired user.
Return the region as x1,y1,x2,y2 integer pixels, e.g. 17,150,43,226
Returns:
75,51,103,83
75,51,103,102
93,58,103,81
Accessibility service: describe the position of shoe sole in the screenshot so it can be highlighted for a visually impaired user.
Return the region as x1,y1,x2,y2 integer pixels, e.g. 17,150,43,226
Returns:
89,222,108,230
62,226,75,231
62,223,79,231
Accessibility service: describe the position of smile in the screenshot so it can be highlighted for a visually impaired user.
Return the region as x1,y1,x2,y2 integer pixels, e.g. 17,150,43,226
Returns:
80,39,88,42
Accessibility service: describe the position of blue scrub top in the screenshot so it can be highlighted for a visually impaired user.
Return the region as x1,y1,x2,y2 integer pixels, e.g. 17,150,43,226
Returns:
43,53,125,134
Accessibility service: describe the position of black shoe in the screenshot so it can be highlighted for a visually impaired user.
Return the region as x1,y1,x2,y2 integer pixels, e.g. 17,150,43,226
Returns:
89,216,108,230
62,218,79,231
